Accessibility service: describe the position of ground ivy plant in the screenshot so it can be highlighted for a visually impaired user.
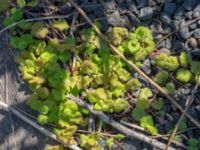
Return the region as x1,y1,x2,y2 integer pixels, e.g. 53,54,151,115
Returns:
3,5,200,149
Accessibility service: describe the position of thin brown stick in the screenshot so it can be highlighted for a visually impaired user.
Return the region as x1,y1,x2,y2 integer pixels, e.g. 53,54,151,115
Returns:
0,101,82,150
120,120,187,149
68,95,176,150
165,76,200,150
156,16,200,46
67,0,200,129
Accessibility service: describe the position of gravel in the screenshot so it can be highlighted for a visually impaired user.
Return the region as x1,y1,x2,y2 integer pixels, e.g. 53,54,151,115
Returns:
193,28,200,39
164,3,177,15
188,37,198,48
139,6,153,20
182,0,197,11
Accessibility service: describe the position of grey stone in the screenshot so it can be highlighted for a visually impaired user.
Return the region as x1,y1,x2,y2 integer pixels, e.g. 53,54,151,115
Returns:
128,3,139,14
173,7,185,20
136,0,149,8
198,20,200,25
157,40,165,48
107,11,127,26
164,3,176,15
193,5,200,18
160,12,171,25
185,11,193,20
160,48,171,54
193,11,200,18
165,38,171,49
153,34,163,40
195,105,200,113
94,6,104,17
128,13,141,26
173,40,185,50
171,20,181,30
139,7,153,20
163,26,172,34
182,0,197,11
189,23,197,30
104,1,117,13
194,29,200,39
179,27,191,39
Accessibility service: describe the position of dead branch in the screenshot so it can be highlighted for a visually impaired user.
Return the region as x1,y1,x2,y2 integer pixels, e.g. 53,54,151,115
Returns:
68,95,177,150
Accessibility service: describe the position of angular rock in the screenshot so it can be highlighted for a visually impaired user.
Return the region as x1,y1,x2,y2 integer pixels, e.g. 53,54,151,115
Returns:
128,3,139,14
160,12,171,25
139,6,153,20
189,23,197,30
179,27,191,40
164,3,176,15
182,0,197,11
153,34,163,40
173,40,185,50
173,7,185,20
104,1,117,13
185,11,193,20
194,29,200,39
165,38,172,49
136,0,149,8
127,12,141,26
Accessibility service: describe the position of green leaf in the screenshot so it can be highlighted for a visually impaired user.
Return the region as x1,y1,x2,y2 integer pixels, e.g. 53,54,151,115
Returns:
106,138,114,149
190,61,200,75
188,138,198,146
52,19,69,31
151,98,164,111
154,71,169,84
136,98,150,110
58,50,71,62
17,0,26,7
31,22,49,39
176,69,192,83
114,134,125,140
139,88,153,99
131,107,146,121
140,115,158,135
179,52,190,68
27,0,38,7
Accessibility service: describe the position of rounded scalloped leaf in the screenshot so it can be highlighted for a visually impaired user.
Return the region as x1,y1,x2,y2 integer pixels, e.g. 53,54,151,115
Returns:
176,68,192,83
31,22,49,39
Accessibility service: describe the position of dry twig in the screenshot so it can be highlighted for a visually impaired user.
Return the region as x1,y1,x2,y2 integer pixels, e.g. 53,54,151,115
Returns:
68,95,176,150
67,0,200,129
0,101,82,150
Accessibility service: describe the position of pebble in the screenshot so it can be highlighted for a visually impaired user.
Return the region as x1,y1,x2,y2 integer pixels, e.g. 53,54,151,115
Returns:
157,40,166,48
165,38,172,49
139,6,153,20
193,11,200,18
107,11,126,26
173,40,185,50
159,48,171,54
171,20,180,30
93,6,104,17
173,7,185,20
164,3,177,15
188,23,197,30
104,1,117,13
182,0,197,11
128,3,139,14
124,139,141,150
193,28,200,39
195,105,200,113
160,12,171,25
136,0,149,9
179,27,191,39
189,37,198,48
153,34,163,40
185,11,193,20
128,12,141,26
198,20,200,25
